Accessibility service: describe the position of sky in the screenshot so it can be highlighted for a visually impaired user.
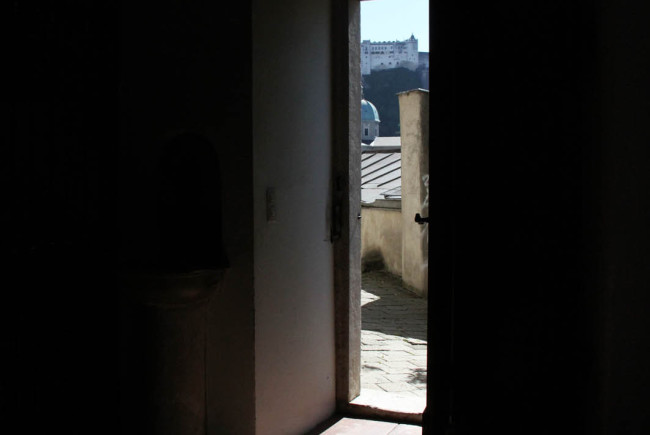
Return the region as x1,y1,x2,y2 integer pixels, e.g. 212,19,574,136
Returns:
361,0,429,52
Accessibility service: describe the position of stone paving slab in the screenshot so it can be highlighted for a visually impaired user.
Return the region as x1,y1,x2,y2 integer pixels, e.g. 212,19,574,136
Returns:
360,270,428,401
314,417,421,434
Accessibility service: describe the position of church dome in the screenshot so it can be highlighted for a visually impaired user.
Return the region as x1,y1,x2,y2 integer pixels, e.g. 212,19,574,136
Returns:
361,99,380,122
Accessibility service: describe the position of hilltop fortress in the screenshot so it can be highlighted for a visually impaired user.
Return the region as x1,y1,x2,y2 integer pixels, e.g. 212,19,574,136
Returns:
361,34,429,75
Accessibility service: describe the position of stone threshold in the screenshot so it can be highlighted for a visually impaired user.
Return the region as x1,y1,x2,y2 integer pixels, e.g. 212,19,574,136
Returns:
342,389,425,425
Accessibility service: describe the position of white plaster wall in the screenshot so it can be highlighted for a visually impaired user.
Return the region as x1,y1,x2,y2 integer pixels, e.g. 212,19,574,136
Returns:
253,0,335,433
361,120,379,142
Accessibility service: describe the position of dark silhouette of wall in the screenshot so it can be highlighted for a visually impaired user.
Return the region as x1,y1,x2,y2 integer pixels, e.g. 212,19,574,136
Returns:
427,1,650,434
6,1,649,434
117,2,254,433
6,2,118,432
8,1,253,433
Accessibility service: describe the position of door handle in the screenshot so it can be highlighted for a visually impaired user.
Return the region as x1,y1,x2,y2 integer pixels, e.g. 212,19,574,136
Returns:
414,213,430,225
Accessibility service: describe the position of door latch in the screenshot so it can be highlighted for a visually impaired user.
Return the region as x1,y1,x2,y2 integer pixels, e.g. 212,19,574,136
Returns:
414,213,430,225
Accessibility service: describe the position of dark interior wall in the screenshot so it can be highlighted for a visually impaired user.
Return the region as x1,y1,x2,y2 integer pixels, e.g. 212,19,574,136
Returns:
118,1,251,267
596,2,650,432
6,2,119,431
118,1,255,433
8,1,253,433
432,1,649,434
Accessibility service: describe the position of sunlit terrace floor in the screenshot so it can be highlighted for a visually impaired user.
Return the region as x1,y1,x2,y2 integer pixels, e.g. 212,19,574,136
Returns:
352,270,427,417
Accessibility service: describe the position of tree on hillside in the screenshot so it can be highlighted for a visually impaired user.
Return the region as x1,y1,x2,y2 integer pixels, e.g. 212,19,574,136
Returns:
362,67,422,137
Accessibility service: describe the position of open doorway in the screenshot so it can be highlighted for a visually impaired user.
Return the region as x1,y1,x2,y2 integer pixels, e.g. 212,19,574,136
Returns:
333,0,430,422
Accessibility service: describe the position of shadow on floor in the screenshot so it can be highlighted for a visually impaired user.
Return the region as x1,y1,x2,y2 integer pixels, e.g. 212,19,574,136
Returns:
361,271,427,342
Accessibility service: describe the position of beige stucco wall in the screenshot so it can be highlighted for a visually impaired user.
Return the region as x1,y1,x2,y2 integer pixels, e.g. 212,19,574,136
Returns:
399,89,429,297
360,90,429,298
361,201,402,277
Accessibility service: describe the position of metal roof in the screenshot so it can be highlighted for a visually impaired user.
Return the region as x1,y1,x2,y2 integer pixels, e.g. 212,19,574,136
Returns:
361,148,401,204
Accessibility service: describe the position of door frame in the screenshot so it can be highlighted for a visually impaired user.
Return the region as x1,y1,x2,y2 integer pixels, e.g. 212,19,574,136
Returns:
332,2,454,431
332,0,362,408
423,1,454,432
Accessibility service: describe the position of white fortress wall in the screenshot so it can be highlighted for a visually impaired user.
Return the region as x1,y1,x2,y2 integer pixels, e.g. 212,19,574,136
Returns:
361,36,419,74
